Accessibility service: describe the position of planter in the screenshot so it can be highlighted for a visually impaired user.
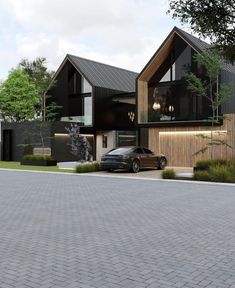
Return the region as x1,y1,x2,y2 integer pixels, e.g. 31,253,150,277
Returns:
193,166,207,172
21,159,57,166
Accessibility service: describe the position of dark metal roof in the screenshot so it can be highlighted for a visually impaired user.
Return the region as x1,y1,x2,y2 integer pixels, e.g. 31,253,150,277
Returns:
67,54,138,92
175,27,210,52
175,27,235,75
138,26,235,79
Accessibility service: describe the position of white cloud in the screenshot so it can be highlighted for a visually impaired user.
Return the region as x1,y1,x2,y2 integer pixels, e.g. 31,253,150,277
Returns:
0,0,183,79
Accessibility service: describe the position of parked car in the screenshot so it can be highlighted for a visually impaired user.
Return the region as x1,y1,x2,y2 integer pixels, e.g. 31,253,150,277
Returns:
100,146,167,173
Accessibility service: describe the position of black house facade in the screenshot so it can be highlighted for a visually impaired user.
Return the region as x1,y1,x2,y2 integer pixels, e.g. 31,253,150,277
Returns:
47,54,138,160
137,27,235,167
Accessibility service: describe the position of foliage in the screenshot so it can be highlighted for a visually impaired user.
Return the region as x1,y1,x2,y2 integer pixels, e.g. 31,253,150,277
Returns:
161,169,176,179
168,0,235,62
195,159,228,170
23,154,53,161
187,50,230,119
0,57,58,122
193,171,211,181
194,165,235,182
19,57,56,119
0,69,39,122
208,165,235,182
75,162,100,173
65,123,92,161
194,159,235,182
186,50,232,157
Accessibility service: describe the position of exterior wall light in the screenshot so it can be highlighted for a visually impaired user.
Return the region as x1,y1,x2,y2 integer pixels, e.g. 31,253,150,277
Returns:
54,133,69,137
128,111,135,122
159,130,227,136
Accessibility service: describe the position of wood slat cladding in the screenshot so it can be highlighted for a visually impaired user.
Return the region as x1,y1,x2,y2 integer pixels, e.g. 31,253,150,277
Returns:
148,114,235,167
138,33,175,82
137,80,148,123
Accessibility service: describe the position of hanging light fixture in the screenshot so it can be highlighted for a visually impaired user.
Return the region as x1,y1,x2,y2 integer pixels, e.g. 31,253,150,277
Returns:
153,87,161,111
153,102,161,110
169,105,174,112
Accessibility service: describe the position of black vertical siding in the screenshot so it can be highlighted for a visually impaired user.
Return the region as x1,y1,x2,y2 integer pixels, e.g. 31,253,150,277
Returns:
94,87,136,130
221,70,235,114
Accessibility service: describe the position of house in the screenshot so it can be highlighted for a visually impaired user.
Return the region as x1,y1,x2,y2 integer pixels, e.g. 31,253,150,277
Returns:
2,27,234,166
47,54,139,161
137,27,235,167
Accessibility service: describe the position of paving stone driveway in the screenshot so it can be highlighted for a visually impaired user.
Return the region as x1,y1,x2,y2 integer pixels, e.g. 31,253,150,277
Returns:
0,170,235,288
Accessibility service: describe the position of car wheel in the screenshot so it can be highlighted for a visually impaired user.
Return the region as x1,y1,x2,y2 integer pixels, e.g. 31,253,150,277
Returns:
131,159,140,173
108,169,113,172
159,157,167,170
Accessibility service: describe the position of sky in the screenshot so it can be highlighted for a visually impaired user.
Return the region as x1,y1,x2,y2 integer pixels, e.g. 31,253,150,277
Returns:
0,0,186,80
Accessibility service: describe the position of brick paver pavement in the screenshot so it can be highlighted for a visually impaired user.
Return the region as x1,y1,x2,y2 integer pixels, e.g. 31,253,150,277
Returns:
0,170,235,288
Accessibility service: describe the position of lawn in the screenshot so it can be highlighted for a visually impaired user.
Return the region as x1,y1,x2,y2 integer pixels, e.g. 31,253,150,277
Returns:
0,161,75,173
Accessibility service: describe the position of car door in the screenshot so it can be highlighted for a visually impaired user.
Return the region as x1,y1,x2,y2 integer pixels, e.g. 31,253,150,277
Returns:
133,147,147,168
143,148,158,168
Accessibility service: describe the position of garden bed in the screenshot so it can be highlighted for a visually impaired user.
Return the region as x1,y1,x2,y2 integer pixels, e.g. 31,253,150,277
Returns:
21,159,57,166
21,154,57,166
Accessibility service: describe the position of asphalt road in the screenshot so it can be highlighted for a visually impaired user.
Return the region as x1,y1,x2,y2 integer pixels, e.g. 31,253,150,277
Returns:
0,170,234,288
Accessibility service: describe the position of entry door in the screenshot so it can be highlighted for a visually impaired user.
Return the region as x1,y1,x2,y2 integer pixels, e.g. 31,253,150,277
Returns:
2,130,13,161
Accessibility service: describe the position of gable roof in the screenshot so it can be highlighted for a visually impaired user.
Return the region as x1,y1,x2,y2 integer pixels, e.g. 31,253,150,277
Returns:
67,54,138,92
175,27,235,74
138,26,235,80
175,27,210,52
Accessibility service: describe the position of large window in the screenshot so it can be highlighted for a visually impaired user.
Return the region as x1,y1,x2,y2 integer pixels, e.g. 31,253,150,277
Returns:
67,67,92,126
149,82,210,122
147,37,211,123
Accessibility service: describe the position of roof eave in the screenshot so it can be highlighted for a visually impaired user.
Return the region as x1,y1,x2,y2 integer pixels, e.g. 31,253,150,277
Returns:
137,26,204,82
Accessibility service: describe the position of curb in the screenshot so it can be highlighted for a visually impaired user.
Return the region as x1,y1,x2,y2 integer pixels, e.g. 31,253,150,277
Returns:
0,168,235,187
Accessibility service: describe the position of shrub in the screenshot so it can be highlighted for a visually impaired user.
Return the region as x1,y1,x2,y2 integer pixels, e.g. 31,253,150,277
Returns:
194,165,235,183
75,162,100,173
208,165,235,183
193,171,211,181
195,159,228,170
161,169,176,179
23,154,53,161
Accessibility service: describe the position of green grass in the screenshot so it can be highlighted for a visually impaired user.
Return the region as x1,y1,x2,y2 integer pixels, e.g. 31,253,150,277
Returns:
0,161,74,173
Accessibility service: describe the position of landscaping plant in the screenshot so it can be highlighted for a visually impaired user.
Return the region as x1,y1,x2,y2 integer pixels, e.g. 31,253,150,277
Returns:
75,162,100,173
161,169,176,179
186,50,232,158
23,154,54,161
194,159,235,182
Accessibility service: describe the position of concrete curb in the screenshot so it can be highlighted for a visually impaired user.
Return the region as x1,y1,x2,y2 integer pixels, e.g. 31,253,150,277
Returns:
0,167,235,187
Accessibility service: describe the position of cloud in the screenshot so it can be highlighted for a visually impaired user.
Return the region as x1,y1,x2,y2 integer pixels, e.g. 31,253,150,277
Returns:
0,0,182,79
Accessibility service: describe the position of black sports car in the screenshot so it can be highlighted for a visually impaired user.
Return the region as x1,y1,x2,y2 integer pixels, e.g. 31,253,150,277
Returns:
100,146,167,173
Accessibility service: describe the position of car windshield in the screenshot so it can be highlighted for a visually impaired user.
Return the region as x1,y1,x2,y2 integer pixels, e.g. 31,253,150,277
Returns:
108,148,132,155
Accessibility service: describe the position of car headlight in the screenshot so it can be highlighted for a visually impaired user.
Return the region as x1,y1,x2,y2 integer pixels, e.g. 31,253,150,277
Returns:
121,155,129,160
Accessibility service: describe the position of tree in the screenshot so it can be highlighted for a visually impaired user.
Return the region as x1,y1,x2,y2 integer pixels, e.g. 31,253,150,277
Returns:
0,69,39,122
168,0,235,62
186,50,232,158
65,123,92,162
19,57,55,120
